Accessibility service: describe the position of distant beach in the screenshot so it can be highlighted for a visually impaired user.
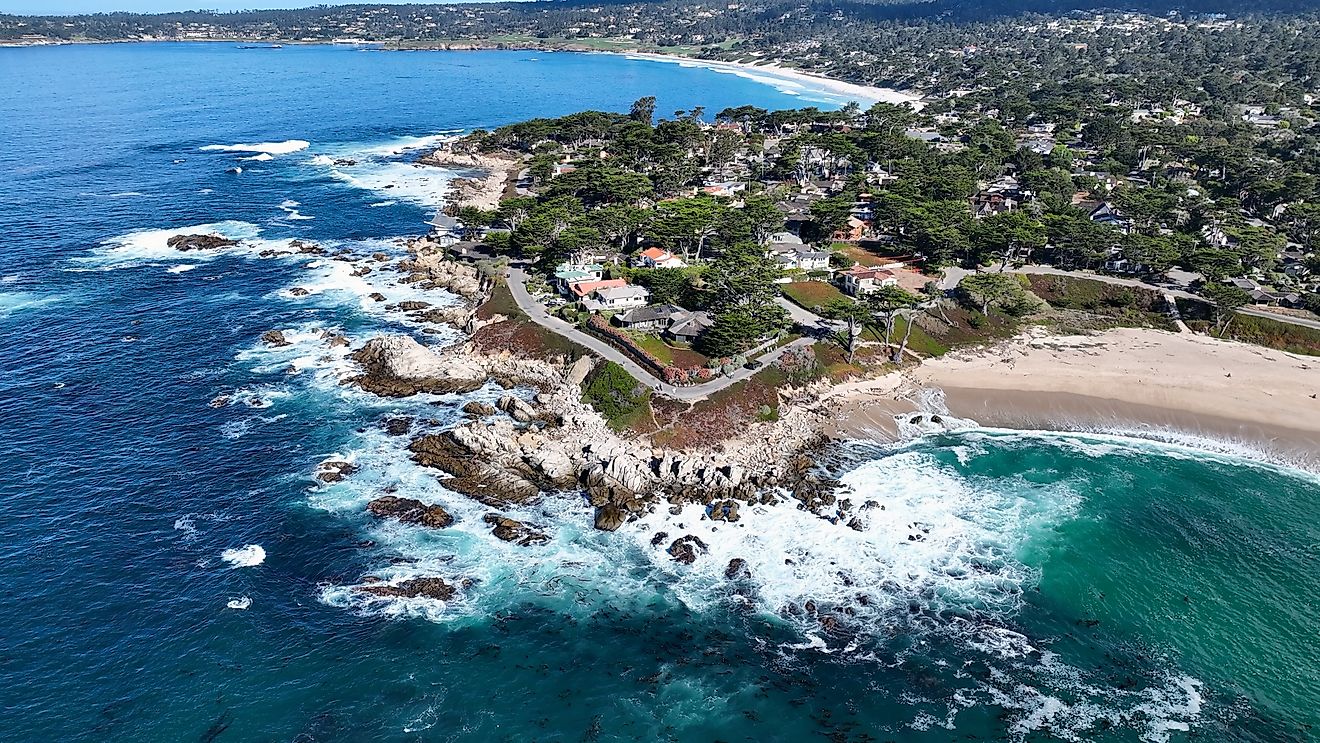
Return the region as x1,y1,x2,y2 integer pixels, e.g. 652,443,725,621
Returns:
616,51,925,109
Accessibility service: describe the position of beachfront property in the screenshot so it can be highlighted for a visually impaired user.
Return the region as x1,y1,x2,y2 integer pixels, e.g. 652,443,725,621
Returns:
553,262,605,294
582,284,651,312
839,265,899,296
634,246,687,269
428,212,465,247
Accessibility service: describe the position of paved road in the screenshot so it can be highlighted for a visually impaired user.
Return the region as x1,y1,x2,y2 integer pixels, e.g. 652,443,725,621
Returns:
942,265,1320,331
504,266,833,401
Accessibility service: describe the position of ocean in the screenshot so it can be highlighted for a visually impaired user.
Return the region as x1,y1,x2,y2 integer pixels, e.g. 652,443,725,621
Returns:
1,43,1317,742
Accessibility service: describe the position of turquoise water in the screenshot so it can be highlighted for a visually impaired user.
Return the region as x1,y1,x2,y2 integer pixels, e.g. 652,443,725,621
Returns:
1,43,1318,742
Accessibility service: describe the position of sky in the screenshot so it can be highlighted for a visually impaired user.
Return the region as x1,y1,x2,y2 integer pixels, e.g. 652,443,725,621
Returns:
0,0,488,14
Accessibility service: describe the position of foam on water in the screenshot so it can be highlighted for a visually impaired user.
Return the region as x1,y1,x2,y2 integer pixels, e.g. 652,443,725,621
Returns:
0,291,67,318
220,544,266,568
200,139,310,155
75,220,264,268
306,133,466,208
226,596,252,610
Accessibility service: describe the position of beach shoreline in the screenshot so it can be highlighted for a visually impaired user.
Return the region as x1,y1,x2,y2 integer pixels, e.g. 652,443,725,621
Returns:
827,326,1320,472
613,51,923,109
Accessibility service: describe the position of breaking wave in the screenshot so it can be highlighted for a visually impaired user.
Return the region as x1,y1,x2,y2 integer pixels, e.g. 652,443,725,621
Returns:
200,139,310,155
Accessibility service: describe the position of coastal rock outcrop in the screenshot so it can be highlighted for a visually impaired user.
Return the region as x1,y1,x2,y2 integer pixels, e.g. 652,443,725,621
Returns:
350,334,487,397
167,234,239,251
356,577,455,600
316,460,357,484
261,329,290,347
462,401,498,417
482,514,549,546
366,495,454,528
667,535,709,565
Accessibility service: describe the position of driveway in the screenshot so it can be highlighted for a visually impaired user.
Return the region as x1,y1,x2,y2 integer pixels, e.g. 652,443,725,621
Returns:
504,265,832,402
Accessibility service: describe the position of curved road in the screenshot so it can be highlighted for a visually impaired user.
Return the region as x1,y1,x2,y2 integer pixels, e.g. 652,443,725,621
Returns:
505,265,833,401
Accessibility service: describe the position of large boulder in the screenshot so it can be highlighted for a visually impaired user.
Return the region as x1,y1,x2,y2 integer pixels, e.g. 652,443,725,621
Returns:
594,504,626,532
366,495,454,528
350,334,487,397
316,460,357,484
261,329,290,347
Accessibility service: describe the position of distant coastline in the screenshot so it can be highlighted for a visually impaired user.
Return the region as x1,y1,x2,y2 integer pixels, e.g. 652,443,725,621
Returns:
0,37,923,109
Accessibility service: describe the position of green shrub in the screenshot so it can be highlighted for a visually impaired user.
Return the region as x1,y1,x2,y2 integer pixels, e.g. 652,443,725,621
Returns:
581,361,652,430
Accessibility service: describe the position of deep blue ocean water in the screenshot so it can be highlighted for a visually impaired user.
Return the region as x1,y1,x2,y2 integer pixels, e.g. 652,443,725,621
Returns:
1,43,1318,743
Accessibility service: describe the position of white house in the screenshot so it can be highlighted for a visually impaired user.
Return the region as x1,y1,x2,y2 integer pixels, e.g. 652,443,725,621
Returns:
634,247,687,269
584,284,651,311
839,265,898,296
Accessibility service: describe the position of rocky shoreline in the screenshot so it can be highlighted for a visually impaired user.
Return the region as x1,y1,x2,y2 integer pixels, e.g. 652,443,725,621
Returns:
415,149,522,211
187,229,848,603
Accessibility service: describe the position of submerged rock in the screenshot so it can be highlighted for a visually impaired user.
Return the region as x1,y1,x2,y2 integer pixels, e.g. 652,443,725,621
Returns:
356,577,455,600
482,514,549,546
316,460,358,484
366,495,454,528
167,233,239,251
725,558,751,580
383,417,413,436
668,535,709,565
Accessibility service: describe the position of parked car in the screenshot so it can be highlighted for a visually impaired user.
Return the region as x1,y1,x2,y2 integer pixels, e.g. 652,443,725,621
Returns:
743,359,763,370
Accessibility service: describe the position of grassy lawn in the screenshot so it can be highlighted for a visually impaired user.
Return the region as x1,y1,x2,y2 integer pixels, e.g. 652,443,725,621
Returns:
475,278,527,321
833,242,909,268
1027,275,1177,332
781,281,847,311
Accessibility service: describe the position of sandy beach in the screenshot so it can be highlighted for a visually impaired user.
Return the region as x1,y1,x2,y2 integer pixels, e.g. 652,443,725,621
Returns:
617,52,925,110
831,327,1320,470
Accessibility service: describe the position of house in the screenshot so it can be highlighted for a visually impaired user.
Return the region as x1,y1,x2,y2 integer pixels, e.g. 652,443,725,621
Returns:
1103,247,1146,275
553,263,604,294
1084,202,1132,234
765,231,802,246
568,278,625,300
972,192,1017,219
839,265,898,296
770,244,832,271
634,247,687,269
584,284,651,311
833,216,868,242
614,304,690,331
1201,223,1232,248
666,311,715,344
427,213,465,247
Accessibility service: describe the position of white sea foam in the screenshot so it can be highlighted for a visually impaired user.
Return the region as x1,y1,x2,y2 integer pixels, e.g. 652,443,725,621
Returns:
368,200,396,208
226,596,252,610
76,220,262,269
305,133,466,208
241,153,275,162
201,139,310,155
0,291,67,317
166,264,197,273
220,544,266,568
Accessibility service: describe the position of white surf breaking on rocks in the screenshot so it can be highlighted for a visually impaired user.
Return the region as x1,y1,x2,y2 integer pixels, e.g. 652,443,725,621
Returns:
220,544,266,568
201,139,310,155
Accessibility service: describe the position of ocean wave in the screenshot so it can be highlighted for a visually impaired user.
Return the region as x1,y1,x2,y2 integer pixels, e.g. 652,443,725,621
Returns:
226,596,252,610
305,133,467,208
200,139,310,155
0,290,68,318
241,153,274,162
220,544,266,568
75,220,263,269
